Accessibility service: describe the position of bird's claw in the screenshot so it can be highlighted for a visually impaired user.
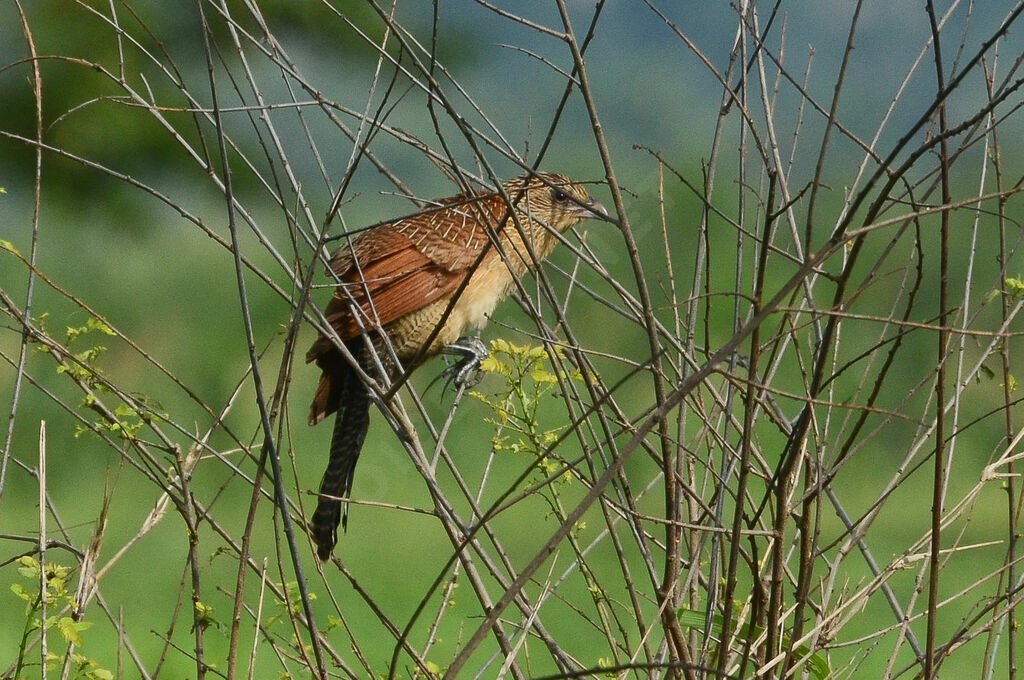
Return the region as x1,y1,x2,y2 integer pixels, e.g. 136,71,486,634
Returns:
436,336,489,392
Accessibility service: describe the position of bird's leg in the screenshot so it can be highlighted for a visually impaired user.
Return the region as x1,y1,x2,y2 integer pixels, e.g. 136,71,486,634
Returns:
438,336,489,390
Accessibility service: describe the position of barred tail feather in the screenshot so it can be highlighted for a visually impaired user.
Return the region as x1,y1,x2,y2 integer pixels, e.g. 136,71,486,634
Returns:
310,353,371,560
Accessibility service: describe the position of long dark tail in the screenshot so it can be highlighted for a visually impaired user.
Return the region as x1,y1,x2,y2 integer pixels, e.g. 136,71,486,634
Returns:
309,347,371,560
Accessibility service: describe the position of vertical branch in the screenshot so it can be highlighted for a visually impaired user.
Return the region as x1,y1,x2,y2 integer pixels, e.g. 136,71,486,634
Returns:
184,504,206,680
924,2,951,677
38,421,48,680
551,2,688,670
720,173,776,680
989,58,1021,680
192,2,326,678
720,3,754,675
803,0,865,248
1,0,44,501
764,1,864,667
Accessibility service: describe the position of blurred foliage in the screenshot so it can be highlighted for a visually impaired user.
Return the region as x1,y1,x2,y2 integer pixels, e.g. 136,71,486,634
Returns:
0,0,484,212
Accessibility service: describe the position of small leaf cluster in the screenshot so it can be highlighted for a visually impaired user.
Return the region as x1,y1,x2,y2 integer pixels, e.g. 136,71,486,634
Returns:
35,314,163,440
9,556,112,680
472,339,582,480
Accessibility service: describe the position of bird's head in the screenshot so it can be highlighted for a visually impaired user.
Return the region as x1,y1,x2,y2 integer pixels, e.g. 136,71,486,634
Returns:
502,171,609,233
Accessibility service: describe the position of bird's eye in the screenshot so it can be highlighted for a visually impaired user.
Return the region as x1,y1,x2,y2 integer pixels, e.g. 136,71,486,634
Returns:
551,189,569,203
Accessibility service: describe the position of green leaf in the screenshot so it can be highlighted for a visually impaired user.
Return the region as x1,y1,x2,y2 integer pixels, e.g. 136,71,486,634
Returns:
57,616,92,646
10,582,32,602
525,345,547,361
478,356,504,374
86,317,116,336
17,555,40,579
530,366,557,383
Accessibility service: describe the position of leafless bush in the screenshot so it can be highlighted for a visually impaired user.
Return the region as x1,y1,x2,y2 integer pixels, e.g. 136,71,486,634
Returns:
2,1,1023,679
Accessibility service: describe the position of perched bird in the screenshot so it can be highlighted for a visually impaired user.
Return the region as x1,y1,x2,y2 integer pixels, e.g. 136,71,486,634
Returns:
306,171,608,559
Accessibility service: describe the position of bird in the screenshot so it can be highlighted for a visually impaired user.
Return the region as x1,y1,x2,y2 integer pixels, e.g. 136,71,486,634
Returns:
306,171,608,560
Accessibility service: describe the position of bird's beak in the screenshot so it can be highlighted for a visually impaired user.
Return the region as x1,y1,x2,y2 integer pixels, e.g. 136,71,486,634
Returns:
579,198,610,221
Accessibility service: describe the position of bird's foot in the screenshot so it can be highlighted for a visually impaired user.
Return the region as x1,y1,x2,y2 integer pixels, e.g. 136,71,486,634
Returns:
436,336,489,392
